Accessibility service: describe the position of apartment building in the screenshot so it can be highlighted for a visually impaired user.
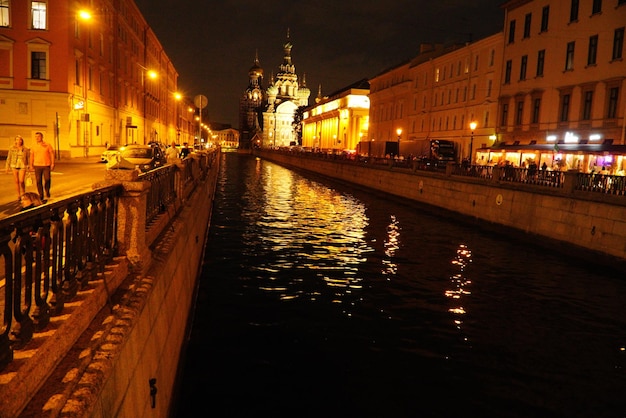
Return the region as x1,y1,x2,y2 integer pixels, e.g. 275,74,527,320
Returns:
0,0,191,158
369,35,504,160
495,0,626,170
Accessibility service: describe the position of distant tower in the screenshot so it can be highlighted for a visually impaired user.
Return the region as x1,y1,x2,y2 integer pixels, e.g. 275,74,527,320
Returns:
262,29,310,148
239,50,265,148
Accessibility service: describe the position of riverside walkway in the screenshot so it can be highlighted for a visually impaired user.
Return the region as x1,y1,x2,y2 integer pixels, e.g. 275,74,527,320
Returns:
0,149,219,417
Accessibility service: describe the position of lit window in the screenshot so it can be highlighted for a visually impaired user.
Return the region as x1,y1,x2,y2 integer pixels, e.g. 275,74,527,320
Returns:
0,0,9,27
31,1,46,30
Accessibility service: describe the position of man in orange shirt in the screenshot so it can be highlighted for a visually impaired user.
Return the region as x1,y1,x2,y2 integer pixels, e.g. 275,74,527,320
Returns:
29,132,55,200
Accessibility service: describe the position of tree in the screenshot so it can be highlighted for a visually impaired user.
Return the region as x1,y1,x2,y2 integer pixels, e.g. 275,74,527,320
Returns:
292,106,306,146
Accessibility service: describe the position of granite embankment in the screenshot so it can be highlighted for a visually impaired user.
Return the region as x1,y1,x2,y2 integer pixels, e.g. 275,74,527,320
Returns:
256,149,626,264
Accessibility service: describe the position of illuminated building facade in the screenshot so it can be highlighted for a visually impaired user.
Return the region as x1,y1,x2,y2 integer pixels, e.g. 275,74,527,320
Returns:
492,0,626,172
368,0,625,169
301,79,370,152
368,35,503,160
239,52,264,149
0,0,189,158
240,31,310,149
262,31,310,148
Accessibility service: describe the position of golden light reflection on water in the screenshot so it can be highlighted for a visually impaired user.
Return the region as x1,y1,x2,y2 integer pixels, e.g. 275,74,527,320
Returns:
382,215,400,279
245,163,371,314
446,244,473,344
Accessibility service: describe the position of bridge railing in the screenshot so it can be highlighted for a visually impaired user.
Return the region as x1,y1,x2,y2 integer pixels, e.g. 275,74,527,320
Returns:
0,149,218,373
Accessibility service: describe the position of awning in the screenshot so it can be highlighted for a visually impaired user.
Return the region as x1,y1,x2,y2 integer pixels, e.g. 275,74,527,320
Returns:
477,142,626,154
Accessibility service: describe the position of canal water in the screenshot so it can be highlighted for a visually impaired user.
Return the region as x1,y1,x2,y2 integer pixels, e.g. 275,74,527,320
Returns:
173,152,626,418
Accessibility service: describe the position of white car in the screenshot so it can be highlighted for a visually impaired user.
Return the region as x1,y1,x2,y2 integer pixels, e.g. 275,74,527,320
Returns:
101,145,122,163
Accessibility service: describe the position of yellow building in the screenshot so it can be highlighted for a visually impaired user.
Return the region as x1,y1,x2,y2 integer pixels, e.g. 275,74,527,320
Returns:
0,0,192,159
491,0,626,172
369,35,503,160
301,79,370,153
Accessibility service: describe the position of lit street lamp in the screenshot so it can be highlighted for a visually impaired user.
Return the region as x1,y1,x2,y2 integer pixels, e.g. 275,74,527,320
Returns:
396,128,402,157
77,9,92,156
469,121,477,164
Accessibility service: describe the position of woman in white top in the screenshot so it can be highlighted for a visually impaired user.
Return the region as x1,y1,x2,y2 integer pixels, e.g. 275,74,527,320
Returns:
5,135,30,201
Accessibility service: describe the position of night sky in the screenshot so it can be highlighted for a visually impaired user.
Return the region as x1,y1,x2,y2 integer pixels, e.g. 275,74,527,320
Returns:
133,0,504,127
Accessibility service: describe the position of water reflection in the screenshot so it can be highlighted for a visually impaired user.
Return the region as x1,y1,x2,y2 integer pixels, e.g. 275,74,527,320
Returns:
177,153,626,418
382,215,400,279
241,161,371,314
446,244,473,348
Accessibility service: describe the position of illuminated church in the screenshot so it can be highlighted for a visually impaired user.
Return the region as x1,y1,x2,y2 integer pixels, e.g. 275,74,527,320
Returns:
239,30,310,148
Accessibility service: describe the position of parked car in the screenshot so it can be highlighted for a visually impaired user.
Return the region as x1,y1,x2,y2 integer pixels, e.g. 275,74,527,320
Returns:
105,144,166,172
100,145,122,163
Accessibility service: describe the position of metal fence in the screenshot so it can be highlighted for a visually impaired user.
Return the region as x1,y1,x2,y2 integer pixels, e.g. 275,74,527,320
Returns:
0,150,217,371
0,185,122,368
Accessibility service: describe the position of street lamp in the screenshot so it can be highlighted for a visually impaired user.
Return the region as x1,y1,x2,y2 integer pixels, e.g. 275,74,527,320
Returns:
396,128,402,157
140,66,158,144
77,9,92,156
469,121,477,164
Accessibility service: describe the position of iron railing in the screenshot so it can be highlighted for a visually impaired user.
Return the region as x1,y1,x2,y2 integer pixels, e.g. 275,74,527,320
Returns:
0,149,217,372
0,185,122,367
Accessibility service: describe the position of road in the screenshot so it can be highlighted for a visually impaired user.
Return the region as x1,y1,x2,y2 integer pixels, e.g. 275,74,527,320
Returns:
1,157,108,220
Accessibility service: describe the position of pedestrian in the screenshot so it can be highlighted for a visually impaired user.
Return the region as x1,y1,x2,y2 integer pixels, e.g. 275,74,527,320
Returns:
166,141,179,163
5,135,31,201
29,132,55,201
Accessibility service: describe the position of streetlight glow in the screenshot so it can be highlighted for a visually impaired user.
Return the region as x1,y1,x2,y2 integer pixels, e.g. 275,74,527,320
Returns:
78,10,92,21
469,121,477,164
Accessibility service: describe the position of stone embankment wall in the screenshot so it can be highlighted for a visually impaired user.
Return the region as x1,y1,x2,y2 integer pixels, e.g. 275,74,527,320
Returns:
258,150,626,262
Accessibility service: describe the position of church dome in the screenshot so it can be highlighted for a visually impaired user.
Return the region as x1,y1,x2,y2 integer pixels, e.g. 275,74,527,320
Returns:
249,62,263,78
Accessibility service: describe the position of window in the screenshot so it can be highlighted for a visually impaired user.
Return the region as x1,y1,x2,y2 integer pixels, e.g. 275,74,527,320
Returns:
520,55,528,80
31,51,46,79
508,20,516,44
486,79,492,97
613,27,624,61
565,41,575,71
588,35,598,65
0,0,9,27
607,87,619,119
31,1,47,30
524,13,532,38
505,60,512,83
532,98,541,124
592,0,602,14
560,94,571,122
516,101,524,126
582,91,593,120
541,6,550,32
500,103,509,126
489,49,495,66
569,0,579,22
537,50,545,76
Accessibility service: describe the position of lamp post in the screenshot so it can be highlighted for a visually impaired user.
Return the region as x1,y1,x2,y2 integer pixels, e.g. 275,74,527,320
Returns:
469,121,477,164
396,128,402,157
141,67,158,144
173,92,182,143
78,10,91,156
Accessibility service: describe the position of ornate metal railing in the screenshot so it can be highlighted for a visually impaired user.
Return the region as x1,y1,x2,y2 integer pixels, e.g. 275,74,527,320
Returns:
0,185,122,369
140,165,177,224
574,172,626,195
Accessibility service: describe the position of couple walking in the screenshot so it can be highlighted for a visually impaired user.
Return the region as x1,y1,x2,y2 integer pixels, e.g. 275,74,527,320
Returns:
5,132,55,202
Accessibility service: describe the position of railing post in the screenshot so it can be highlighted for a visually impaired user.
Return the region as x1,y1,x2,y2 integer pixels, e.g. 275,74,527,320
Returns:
564,169,579,194
102,170,152,273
